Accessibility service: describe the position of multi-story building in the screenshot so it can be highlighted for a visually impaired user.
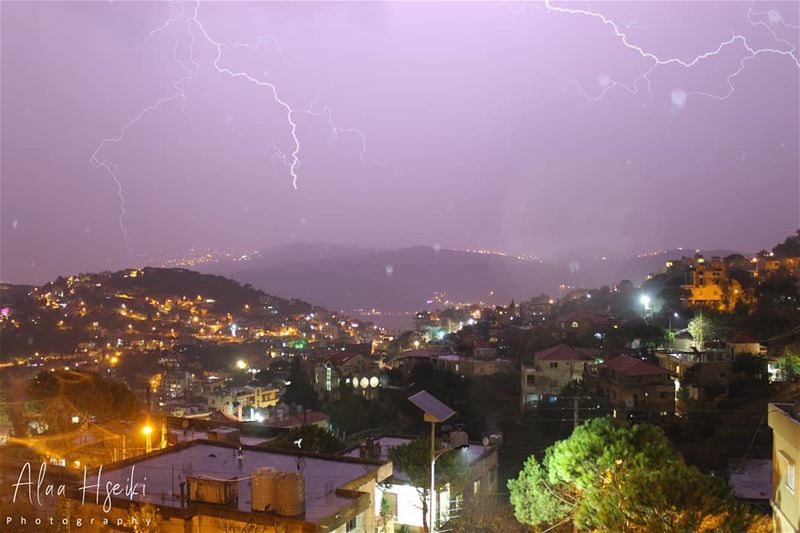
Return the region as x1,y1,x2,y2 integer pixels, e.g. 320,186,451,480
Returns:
682,254,748,311
768,402,800,533
314,351,380,399
434,354,513,377
520,344,598,410
66,439,392,533
203,385,280,420
584,356,675,417
757,255,800,279
520,294,555,322
344,433,501,533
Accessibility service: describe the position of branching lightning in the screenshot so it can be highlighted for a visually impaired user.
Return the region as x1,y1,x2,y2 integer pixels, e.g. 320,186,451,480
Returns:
91,0,377,254
543,0,800,106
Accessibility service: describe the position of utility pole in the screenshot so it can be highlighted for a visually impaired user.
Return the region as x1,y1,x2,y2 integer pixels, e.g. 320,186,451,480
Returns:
573,396,579,429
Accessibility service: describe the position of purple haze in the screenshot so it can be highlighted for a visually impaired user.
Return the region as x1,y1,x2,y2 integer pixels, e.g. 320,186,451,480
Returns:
1,1,798,284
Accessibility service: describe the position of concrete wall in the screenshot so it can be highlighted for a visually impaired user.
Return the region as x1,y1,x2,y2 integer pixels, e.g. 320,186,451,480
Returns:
770,403,800,533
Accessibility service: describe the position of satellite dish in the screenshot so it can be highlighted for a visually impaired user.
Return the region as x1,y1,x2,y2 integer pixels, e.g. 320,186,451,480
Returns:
369,376,379,388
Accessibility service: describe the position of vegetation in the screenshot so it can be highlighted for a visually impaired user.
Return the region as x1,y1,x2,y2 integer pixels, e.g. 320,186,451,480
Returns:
508,417,766,533
389,436,468,533
776,343,800,381
282,358,320,412
272,425,344,454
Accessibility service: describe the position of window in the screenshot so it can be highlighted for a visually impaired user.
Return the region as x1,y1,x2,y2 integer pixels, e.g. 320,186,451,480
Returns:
550,362,558,368
346,517,358,531
526,374,536,386
780,450,795,493
473,479,481,496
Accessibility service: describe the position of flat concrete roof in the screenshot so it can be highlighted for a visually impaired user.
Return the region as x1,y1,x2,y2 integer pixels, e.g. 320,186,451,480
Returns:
83,441,385,524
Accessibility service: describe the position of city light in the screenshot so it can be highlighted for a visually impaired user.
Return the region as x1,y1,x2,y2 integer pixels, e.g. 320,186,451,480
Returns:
236,359,247,370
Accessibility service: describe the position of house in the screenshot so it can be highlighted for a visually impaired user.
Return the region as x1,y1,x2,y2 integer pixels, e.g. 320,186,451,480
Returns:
343,433,501,533
683,254,749,311
434,354,513,377
65,439,392,533
520,294,555,321
389,349,435,375
584,356,675,417
314,351,379,399
727,334,764,357
202,385,280,420
557,310,617,337
768,402,800,533
520,344,598,410
472,341,498,360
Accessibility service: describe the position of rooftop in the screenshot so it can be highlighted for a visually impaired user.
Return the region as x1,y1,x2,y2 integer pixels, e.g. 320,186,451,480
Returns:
80,441,388,525
728,458,771,500
343,436,489,484
535,344,596,362
269,411,328,428
596,356,671,376
323,351,365,366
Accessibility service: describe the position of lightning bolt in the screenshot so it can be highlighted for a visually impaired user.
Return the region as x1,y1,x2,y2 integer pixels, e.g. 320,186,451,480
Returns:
90,2,195,254
299,94,386,168
91,0,378,254
543,0,800,105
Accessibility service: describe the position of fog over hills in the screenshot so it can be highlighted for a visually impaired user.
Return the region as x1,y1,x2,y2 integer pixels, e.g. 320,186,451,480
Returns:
207,243,742,318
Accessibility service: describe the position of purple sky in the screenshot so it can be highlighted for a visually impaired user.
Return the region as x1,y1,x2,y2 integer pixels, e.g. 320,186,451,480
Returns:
2,1,799,284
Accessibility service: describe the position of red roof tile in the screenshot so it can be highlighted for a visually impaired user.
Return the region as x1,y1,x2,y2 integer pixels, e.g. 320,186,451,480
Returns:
323,352,362,367
535,344,596,361
729,334,759,344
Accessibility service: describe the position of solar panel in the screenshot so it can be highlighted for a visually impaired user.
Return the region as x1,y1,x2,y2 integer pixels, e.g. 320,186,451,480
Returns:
408,390,455,423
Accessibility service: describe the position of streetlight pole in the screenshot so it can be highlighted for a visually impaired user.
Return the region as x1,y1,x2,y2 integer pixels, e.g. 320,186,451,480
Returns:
430,421,436,533
408,391,457,533
430,441,468,533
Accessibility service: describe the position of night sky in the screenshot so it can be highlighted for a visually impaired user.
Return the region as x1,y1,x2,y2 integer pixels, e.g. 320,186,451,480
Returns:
1,1,798,284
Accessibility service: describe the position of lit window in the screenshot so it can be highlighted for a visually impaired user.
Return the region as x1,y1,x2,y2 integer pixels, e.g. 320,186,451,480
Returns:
473,479,481,496
789,462,796,492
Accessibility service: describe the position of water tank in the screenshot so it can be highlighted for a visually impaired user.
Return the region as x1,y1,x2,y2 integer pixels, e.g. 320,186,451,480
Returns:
251,467,278,512
449,430,468,449
275,472,305,516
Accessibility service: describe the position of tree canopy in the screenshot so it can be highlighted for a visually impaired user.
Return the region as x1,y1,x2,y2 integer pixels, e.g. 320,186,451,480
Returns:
389,436,468,532
272,425,344,454
508,417,764,533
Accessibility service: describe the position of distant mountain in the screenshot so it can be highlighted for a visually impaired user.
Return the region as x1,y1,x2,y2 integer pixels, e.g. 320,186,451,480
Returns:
202,242,379,274
219,244,745,315
228,246,564,312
